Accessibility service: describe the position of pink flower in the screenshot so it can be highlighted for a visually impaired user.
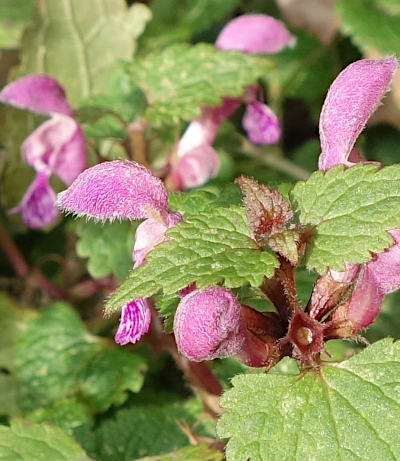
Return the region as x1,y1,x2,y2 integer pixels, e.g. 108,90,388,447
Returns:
317,56,400,332
171,15,293,189
114,298,152,346
58,160,182,345
0,74,86,228
173,286,245,361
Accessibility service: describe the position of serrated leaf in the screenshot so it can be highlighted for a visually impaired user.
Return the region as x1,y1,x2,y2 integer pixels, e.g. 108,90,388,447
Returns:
130,43,272,124
95,399,214,461
337,0,400,57
154,292,180,333
14,303,146,413
268,230,300,265
18,0,152,105
137,444,224,461
218,338,400,461
0,419,91,461
76,220,136,281
106,206,278,314
236,175,293,242
291,164,400,273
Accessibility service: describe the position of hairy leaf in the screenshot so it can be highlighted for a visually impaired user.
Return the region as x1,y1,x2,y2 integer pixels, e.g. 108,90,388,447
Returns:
337,0,400,56
0,420,91,460
218,339,400,461
106,206,278,314
291,164,400,273
76,220,136,281
268,230,300,265
236,175,293,242
153,292,181,333
18,0,151,105
130,43,272,124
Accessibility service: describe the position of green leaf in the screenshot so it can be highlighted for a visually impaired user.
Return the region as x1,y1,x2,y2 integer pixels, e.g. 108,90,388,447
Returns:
106,206,278,314
76,220,136,281
137,444,224,461
80,348,146,412
0,0,33,49
130,43,272,124
154,292,180,333
26,398,92,433
0,420,91,461
0,293,36,372
218,338,400,461
14,303,146,412
0,374,19,417
337,0,400,56
291,164,400,273
18,0,152,105
95,399,214,460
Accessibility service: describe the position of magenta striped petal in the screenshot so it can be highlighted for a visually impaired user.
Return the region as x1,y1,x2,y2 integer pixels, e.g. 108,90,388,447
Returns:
215,14,295,54
0,74,72,116
114,298,151,345
319,57,398,170
57,160,168,220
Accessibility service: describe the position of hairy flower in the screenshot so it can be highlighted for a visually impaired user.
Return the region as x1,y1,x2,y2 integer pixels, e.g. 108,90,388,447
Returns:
317,56,400,333
0,74,86,228
170,15,293,189
58,160,182,345
174,286,245,361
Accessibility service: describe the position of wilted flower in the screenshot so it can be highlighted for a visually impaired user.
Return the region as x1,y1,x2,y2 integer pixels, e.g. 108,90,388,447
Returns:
170,14,294,189
58,160,182,345
0,74,86,228
316,56,400,334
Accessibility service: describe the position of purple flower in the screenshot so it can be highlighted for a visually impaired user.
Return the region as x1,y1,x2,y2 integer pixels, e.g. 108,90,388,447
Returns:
8,172,58,229
58,160,182,345
242,101,281,144
115,298,152,345
317,56,400,333
0,74,86,228
173,286,245,361
171,15,294,189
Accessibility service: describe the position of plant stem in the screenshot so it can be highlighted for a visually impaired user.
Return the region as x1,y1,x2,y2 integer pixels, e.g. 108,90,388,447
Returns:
0,222,66,299
240,138,310,181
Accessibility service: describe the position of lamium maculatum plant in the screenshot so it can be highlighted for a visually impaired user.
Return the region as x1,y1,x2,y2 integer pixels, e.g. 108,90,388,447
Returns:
3,4,400,460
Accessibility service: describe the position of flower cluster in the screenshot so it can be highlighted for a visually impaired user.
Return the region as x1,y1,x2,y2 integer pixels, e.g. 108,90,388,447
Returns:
169,14,295,190
0,75,86,228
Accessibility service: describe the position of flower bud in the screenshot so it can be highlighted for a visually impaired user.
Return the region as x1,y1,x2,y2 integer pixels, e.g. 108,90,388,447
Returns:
174,286,245,361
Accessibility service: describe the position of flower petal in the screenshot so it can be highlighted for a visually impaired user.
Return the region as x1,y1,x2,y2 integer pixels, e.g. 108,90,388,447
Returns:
0,74,72,116
57,160,168,220
174,286,245,361
133,211,182,268
22,114,86,185
9,172,58,228
114,298,151,345
319,57,398,170
171,145,220,190
242,101,281,144
215,14,295,54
